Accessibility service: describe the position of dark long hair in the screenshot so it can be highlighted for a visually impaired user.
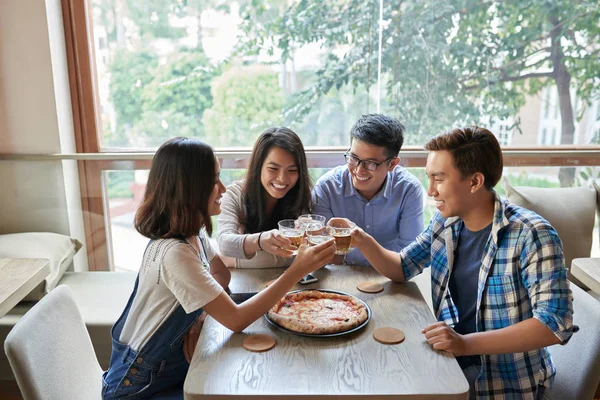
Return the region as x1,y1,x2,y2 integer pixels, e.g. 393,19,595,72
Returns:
243,127,312,233
135,137,217,239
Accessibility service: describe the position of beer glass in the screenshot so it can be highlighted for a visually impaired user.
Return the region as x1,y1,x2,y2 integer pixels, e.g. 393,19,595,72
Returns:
307,226,334,246
327,218,355,255
295,214,326,236
278,219,304,255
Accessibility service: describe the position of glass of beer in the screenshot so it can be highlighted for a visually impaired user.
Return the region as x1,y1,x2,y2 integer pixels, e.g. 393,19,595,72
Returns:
327,218,355,255
307,226,334,246
278,219,304,255
295,214,326,235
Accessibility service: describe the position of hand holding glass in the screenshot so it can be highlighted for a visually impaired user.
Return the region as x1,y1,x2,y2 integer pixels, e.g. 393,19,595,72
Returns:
307,226,334,246
295,214,326,235
278,219,304,255
327,218,355,255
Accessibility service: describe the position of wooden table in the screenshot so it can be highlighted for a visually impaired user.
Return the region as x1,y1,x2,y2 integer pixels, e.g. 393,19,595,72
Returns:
0,258,50,318
571,258,600,295
184,265,469,399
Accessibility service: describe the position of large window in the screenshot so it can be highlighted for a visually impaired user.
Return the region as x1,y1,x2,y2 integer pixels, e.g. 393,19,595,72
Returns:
107,165,600,272
62,0,600,270
89,0,600,150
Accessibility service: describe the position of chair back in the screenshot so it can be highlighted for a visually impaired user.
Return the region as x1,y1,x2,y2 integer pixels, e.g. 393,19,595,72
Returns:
548,284,600,400
503,178,596,288
4,285,103,400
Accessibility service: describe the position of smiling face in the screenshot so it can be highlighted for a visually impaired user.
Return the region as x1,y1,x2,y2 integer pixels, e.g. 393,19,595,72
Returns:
425,150,475,219
207,157,226,216
260,146,299,201
347,139,399,200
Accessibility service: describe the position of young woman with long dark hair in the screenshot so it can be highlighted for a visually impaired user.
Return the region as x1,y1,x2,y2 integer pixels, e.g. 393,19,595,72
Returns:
218,127,313,268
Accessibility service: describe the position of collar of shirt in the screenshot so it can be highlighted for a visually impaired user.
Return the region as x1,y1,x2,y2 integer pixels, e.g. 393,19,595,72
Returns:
443,191,510,247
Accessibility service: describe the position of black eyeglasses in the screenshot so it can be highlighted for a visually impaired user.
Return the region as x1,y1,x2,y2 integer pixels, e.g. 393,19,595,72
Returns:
343,152,395,172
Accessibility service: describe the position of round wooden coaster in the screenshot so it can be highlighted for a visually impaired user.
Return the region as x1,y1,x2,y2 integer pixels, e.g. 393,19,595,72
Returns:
242,334,277,352
357,281,384,293
373,327,405,345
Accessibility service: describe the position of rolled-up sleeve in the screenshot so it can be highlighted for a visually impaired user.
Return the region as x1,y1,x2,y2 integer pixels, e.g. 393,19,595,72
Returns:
520,223,576,344
398,183,424,249
400,220,433,281
217,182,292,269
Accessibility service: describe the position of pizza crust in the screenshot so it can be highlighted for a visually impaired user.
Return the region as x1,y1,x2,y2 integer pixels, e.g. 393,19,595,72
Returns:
268,290,368,334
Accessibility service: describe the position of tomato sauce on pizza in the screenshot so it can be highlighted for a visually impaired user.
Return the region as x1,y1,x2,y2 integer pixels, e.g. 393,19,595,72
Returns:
268,290,368,334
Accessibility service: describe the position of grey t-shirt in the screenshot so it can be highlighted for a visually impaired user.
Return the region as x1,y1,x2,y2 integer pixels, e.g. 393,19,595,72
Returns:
449,222,492,368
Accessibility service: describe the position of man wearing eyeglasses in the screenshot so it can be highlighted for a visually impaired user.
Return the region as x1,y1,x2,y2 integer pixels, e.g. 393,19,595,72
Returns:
312,114,424,266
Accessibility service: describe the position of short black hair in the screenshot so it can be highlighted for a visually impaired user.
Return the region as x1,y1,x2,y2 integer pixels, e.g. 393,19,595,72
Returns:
350,114,405,158
425,126,503,191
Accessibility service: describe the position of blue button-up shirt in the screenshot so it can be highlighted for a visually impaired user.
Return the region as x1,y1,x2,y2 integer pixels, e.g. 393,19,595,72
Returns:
312,165,424,266
401,194,576,399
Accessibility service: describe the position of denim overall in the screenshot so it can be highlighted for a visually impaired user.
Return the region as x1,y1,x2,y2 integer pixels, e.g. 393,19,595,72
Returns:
102,240,206,399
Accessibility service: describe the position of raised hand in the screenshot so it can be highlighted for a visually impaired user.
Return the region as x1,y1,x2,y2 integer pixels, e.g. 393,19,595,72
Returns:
349,224,370,249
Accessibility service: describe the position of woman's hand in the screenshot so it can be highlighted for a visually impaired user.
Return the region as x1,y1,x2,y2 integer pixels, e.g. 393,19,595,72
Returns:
259,229,296,258
289,238,336,277
183,312,206,363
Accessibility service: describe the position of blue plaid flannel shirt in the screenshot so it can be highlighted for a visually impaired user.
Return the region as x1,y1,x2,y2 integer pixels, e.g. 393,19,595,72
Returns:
400,194,576,399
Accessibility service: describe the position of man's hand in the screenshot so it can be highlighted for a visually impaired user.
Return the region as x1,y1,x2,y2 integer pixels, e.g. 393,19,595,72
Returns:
183,312,207,363
349,225,370,249
422,322,467,356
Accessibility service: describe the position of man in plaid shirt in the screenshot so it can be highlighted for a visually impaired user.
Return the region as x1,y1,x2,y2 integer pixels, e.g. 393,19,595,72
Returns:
350,126,576,399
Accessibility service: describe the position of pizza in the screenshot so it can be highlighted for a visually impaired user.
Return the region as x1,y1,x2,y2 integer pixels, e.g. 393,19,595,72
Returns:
267,290,368,335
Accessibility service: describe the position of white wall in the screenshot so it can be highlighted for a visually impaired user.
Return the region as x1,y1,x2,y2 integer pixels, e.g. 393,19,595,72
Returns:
0,0,87,270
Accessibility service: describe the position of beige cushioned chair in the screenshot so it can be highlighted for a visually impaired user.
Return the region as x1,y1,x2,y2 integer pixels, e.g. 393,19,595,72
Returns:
548,283,600,400
503,178,596,288
4,285,102,400
0,271,136,380
595,180,600,245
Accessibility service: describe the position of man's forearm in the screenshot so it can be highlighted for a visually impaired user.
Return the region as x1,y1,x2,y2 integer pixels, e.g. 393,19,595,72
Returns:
463,318,561,355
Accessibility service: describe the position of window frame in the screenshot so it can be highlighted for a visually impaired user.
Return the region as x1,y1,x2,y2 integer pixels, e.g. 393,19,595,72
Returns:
62,0,107,270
